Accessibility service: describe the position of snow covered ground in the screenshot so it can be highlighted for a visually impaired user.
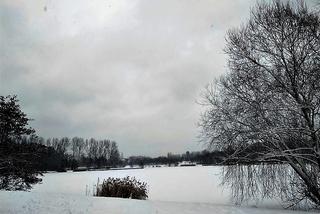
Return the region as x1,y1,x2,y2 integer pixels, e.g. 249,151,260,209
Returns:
1,166,317,213
1,191,316,214
32,166,229,204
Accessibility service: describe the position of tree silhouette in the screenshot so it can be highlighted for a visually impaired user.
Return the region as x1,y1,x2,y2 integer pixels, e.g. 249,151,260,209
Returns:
0,95,41,190
200,1,320,208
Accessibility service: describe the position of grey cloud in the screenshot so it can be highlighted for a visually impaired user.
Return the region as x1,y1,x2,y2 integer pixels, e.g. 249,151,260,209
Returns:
2,0,284,156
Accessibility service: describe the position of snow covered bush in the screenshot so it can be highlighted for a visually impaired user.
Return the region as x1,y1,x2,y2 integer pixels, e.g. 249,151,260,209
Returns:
94,176,148,200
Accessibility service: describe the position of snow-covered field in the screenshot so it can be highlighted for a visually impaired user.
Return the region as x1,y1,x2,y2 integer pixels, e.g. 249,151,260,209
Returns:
1,166,317,213
1,191,314,214
33,166,229,204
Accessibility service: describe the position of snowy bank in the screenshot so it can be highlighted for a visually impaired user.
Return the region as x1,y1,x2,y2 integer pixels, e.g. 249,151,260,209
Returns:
0,191,316,214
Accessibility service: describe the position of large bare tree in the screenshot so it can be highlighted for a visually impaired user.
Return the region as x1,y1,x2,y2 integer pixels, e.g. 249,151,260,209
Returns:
200,1,320,208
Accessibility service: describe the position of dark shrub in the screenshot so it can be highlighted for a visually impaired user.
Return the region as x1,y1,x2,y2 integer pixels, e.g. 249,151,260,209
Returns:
0,142,43,190
94,176,148,200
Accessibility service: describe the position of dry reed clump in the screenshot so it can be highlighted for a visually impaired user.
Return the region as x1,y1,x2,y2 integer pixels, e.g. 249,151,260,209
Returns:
94,176,148,200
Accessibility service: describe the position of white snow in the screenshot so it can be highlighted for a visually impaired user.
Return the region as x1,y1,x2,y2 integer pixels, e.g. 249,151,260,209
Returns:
1,166,317,213
1,191,315,214
32,166,229,204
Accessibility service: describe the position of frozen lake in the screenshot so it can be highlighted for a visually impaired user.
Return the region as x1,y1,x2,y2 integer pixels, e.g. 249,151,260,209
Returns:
32,165,285,209
3,165,307,213
32,166,230,205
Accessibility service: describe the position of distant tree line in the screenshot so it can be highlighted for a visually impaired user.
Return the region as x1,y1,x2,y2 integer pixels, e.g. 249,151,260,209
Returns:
16,136,122,171
126,150,229,167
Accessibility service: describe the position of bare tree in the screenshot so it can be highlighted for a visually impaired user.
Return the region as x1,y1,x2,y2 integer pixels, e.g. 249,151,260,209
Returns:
200,1,320,208
71,137,85,160
102,139,111,162
110,141,120,166
88,138,98,161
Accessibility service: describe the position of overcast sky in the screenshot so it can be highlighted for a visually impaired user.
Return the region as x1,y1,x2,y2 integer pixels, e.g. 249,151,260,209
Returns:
1,0,316,156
